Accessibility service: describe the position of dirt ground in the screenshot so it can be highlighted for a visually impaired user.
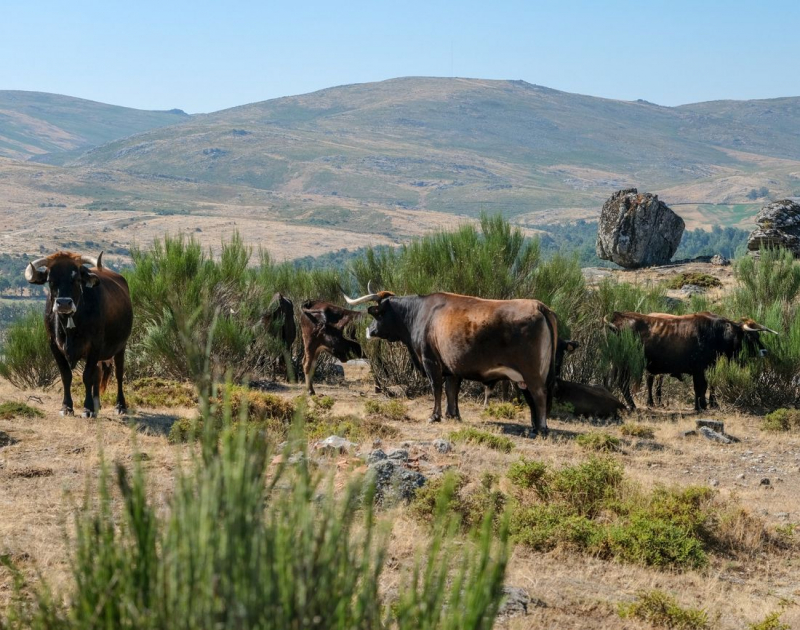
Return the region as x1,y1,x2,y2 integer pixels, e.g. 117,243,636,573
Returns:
1,368,799,628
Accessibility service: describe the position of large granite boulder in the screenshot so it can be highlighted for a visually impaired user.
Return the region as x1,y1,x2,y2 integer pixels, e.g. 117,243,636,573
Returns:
596,188,685,268
747,199,800,256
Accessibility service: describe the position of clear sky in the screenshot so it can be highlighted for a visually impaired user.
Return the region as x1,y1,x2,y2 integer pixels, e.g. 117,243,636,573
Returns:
2,0,798,114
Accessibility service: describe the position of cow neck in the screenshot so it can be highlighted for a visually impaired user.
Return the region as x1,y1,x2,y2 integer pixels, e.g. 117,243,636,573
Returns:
53,283,85,354
389,296,422,347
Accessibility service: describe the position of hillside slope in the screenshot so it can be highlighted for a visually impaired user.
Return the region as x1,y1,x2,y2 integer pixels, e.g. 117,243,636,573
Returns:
0,91,190,163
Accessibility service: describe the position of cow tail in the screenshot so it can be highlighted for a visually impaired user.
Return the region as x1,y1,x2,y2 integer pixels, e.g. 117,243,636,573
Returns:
99,361,114,394
543,309,558,415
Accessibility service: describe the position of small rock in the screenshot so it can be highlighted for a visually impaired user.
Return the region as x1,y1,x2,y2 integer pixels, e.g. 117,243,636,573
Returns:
710,479,720,487
710,254,730,266
696,419,725,432
760,478,771,486
681,284,705,296
776,513,790,519
314,435,356,455
498,586,542,617
367,449,388,464
747,199,800,256
387,448,409,463
699,426,735,444
368,459,426,506
372,438,382,449
683,469,690,474
737,473,746,480
681,430,698,438
0,431,18,448
433,438,453,454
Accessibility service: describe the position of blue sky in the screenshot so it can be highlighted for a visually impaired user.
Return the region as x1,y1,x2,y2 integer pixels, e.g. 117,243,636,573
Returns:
1,0,798,113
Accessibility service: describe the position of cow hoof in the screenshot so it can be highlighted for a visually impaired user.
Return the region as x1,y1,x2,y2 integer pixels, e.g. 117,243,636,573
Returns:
60,407,74,417
427,416,442,423
116,406,128,416
82,409,96,419
445,414,461,421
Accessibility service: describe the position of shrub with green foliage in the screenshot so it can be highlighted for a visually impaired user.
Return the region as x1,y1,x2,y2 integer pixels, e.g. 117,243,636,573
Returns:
410,472,506,531
618,589,709,629
749,610,791,630
761,408,800,432
599,326,646,398
0,310,59,390
575,431,622,452
450,427,515,453
0,401,44,421
364,398,407,421
482,402,519,419
620,423,655,439
665,272,723,290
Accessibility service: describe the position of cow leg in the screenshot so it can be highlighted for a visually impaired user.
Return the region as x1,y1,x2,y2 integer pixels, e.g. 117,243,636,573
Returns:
692,372,708,411
483,382,494,407
709,385,718,409
422,358,443,423
50,341,74,415
303,344,322,396
444,376,462,420
81,357,100,418
655,375,664,407
646,374,656,407
520,386,549,437
114,349,127,414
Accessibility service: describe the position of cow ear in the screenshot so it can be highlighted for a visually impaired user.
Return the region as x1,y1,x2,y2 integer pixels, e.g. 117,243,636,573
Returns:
83,271,100,287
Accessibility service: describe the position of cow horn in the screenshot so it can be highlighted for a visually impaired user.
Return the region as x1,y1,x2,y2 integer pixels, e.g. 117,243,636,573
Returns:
24,257,49,283
80,251,103,268
603,315,618,331
743,322,779,335
343,290,382,306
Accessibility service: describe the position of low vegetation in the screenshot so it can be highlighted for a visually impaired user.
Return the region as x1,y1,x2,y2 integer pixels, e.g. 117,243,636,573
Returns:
482,402,519,419
363,398,407,421
575,431,622,452
665,272,723,290
0,401,43,421
749,610,791,630
618,589,709,629
0,310,58,389
761,408,800,432
449,427,515,453
620,423,656,439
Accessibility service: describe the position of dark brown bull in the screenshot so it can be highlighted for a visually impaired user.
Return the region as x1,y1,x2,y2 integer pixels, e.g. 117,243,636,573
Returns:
262,292,296,381
606,311,776,411
299,300,364,395
25,251,133,417
345,288,558,435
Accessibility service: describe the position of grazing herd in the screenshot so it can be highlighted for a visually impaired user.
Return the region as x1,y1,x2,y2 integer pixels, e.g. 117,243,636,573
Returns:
23,251,778,433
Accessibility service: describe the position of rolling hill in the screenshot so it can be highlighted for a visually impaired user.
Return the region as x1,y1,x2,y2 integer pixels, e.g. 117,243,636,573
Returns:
0,91,190,163
1,78,800,263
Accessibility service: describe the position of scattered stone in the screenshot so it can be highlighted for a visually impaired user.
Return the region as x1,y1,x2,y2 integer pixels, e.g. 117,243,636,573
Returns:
681,430,698,438
0,431,18,448
699,426,737,444
710,254,730,266
387,448,409,463
497,586,545,617
776,512,790,519
747,199,800,256
710,479,720,487
12,467,53,479
760,478,771,486
372,438,382,449
680,284,705,296
314,435,356,455
737,473,746,480
433,438,453,454
696,419,725,432
368,458,426,506
367,449,388,464
596,188,685,268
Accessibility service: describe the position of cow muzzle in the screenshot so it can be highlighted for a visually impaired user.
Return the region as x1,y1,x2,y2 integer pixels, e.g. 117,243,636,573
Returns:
759,348,768,358
54,298,76,316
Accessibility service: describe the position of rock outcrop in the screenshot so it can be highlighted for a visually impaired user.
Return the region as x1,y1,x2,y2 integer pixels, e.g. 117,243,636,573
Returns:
747,199,800,256
596,188,685,268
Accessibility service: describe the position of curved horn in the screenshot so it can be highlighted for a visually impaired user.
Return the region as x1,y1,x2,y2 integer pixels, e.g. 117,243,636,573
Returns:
24,257,49,283
80,251,102,268
343,290,382,306
743,323,779,335
603,315,618,331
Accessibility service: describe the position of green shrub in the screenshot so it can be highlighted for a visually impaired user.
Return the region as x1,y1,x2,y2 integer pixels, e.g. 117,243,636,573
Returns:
364,398,407,421
0,310,59,389
0,401,44,421
507,458,550,497
749,610,791,630
411,472,506,531
313,395,335,411
550,456,624,518
482,402,519,419
306,413,399,443
618,589,709,629
665,272,722,290
600,326,646,396
450,427,514,453
119,377,197,408
167,417,202,444
619,423,655,439
605,515,708,568
576,431,622,452
762,408,800,432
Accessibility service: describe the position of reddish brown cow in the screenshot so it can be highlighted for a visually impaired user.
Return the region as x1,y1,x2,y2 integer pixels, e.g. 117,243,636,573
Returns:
299,300,364,395
25,251,133,417
606,311,776,411
345,288,557,435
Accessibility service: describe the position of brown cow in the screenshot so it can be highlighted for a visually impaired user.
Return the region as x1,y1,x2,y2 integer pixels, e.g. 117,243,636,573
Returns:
25,251,133,417
606,311,776,411
262,292,296,381
345,288,557,435
299,300,364,395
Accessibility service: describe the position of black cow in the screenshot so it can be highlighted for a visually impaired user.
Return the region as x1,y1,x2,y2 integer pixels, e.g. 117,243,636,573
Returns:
606,311,776,411
299,300,364,395
345,288,558,435
25,251,133,417
262,292,296,381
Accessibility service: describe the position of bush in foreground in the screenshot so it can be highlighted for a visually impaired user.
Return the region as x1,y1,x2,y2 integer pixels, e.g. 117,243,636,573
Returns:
0,401,44,421
0,310,59,390
762,408,800,432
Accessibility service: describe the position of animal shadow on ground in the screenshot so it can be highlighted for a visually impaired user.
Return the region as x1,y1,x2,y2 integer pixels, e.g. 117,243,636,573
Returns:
124,412,180,437
484,421,581,442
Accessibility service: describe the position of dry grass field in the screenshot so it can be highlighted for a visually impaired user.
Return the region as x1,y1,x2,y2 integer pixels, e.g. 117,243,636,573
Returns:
1,364,798,628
